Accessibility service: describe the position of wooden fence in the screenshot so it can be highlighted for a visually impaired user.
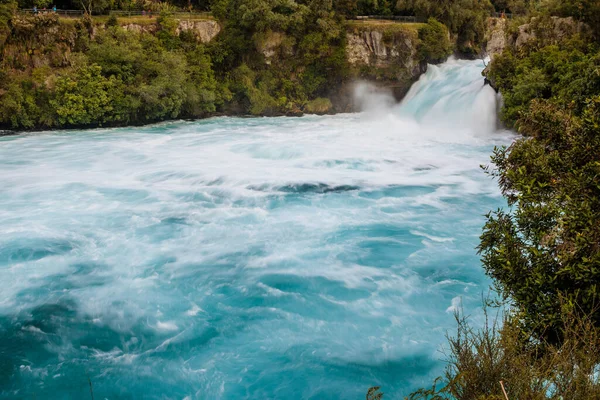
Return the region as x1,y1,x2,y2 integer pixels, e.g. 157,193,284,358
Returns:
20,9,85,16
19,9,212,18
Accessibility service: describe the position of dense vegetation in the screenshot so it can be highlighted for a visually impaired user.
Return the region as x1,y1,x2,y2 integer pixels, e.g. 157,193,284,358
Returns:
0,10,224,128
0,0,353,129
399,0,600,398
418,18,452,63
482,6,600,345
396,0,494,55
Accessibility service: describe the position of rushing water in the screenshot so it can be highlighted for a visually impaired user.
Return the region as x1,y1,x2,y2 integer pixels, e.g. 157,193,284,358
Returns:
0,59,512,399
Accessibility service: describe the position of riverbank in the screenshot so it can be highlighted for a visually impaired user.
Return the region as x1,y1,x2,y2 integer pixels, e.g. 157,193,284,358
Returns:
0,3,456,132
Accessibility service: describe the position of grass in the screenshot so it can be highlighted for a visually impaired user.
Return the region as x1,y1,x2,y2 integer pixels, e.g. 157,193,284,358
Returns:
93,15,160,25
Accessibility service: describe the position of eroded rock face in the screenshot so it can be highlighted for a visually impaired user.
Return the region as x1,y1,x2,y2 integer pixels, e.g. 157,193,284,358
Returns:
485,18,507,58
121,20,220,43
346,30,387,64
331,26,424,112
3,14,77,69
122,23,157,34
483,16,589,91
485,16,587,59
515,16,587,48
345,28,421,78
256,31,288,64
176,20,220,43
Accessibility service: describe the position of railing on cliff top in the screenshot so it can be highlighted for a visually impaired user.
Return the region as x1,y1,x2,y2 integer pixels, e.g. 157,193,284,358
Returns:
18,9,213,18
19,9,85,16
353,13,510,22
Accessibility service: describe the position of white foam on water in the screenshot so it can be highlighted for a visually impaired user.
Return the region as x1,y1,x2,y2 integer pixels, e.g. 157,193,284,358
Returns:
0,59,514,398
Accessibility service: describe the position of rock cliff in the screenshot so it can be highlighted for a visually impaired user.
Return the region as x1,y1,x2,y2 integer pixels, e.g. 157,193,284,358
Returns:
122,19,220,43
335,22,424,111
485,15,588,59
253,22,425,113
175,19,220,43
485,18,508,59
345,22,422,87
483,16,589,90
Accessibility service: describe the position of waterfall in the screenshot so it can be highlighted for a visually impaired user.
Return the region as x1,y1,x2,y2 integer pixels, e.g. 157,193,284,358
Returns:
356,58,500,135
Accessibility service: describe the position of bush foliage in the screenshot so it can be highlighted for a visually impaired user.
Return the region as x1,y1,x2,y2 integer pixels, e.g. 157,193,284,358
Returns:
408,307,600,399
418,18,452,63
480,6,600,345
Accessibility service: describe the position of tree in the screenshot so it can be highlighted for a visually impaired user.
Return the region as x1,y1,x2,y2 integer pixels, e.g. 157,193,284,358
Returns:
79,0,112,15
333,0,357,17
479,96,600,344
395,0,494,55
50,63,117,126
418,18,452,63
0,1,16,49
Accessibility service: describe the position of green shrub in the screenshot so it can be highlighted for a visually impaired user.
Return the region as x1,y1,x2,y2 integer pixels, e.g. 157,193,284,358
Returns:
418,18,452,63
304,97,332,114
106,14,118,27
408,307,600,399
397,0,494,55
481,15,600,344
480,96,600,344
0,78,41,129
0,1,15,49
50,63,117,126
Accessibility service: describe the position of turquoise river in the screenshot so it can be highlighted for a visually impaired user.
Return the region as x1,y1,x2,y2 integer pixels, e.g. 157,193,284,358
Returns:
0,59,514,399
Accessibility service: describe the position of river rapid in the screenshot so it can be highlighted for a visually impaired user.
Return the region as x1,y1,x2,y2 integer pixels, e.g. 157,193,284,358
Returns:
0,59,513,399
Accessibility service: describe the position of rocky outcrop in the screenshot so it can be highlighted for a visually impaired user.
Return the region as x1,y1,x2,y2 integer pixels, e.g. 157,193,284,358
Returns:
256,31,287,65
485,16,587,59
122,19,220,43
347,30,387,65
3,13,77,69
175,20,220,43
483,16,589,91
342,24,424,109
485,18,507,59
345,26,421,76
122,23,157,34
246,24,425,113
2,15,222,71
514,16,587,48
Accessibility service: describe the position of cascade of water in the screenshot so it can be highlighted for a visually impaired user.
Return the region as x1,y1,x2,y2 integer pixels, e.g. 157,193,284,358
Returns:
397,58,499,133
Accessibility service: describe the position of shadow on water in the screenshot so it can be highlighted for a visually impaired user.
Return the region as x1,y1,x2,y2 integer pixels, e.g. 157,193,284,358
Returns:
0,297,204,399
248,183,361,194
0,238,75,266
